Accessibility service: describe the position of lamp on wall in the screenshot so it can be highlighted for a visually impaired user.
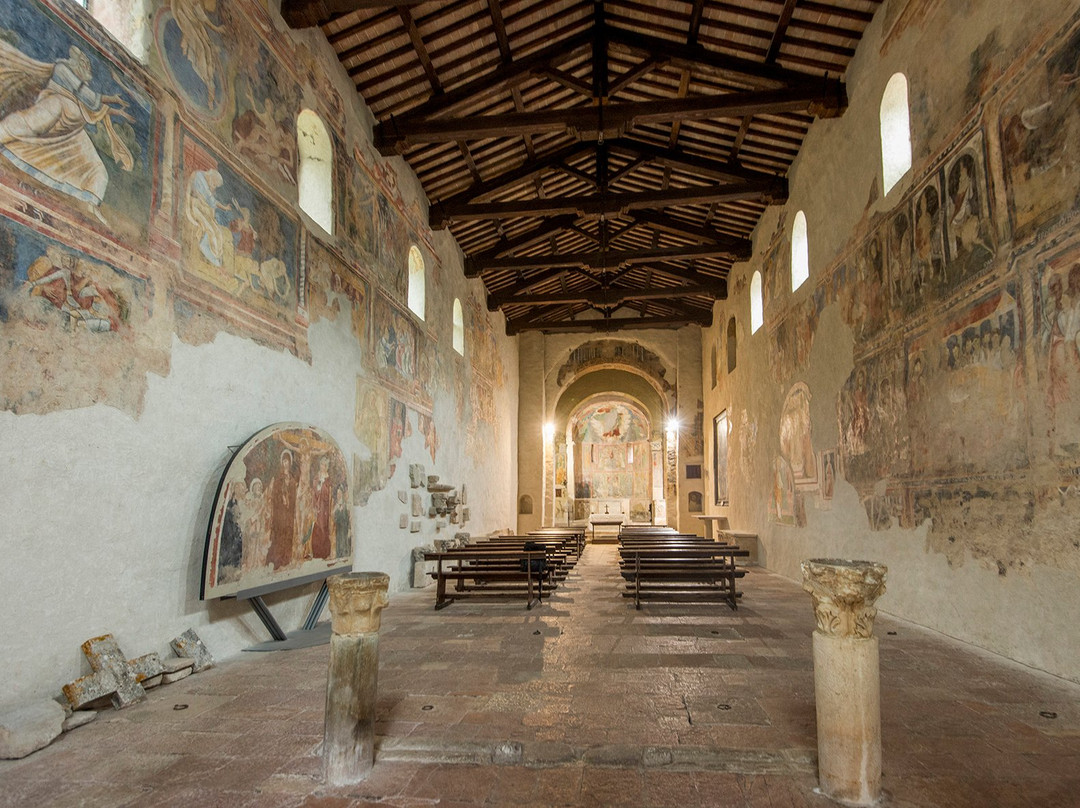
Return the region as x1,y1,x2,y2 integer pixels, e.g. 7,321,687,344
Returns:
543,422,555,442
665,416,679,441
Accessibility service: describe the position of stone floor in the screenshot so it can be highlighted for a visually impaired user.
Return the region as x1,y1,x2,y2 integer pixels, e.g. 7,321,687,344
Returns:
2,545,1078,807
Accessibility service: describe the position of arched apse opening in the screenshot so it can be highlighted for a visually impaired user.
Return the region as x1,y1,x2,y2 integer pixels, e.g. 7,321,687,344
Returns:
297,109,333,233
880,73,912,196
546,367,677,530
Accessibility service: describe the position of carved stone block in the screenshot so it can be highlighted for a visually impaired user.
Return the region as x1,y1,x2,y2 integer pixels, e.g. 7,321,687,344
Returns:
62,635,162,710
170,629,214,673
411,492,423,517
409,464,426,488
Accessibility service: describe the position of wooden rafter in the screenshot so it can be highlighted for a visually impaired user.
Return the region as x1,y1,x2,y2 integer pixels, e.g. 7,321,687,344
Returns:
466,241,753,276
281,0,426,29
487,281,726,311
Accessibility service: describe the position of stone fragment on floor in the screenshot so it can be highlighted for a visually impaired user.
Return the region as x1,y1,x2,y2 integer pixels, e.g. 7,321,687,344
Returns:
161,658,196,684
170,629,214,673
61,634,162,710
61,710,97,732
0,700,65,759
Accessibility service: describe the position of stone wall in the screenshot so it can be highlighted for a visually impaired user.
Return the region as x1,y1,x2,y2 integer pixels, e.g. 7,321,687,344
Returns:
0,0,517,703
704,0,1080,681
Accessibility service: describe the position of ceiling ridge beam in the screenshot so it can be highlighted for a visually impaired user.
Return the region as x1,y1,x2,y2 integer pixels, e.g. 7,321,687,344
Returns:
466,241,753,277
506,311,712,335
437,143,592,207
488,281,726,311
436,178,787,229
376,84,845,153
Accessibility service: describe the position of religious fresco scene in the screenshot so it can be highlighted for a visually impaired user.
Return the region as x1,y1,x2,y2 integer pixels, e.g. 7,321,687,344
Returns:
203,423,352,599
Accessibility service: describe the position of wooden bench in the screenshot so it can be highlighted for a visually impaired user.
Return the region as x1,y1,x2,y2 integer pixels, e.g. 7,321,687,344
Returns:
424,549,550,610
619,546,748,610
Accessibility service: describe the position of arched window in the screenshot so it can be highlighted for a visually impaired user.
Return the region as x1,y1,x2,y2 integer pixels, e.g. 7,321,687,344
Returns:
880,73,912,196
727,316,737,372
452,298,464,355
407,245,426,320
791,210,809,291
750,272,763,334
297,110,333,233
81,1,150,62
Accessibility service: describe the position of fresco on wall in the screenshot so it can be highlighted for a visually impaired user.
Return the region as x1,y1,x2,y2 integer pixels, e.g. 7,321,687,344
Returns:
337,143,376,259
838,349,908,490
230,52,300,187
417,409,439,463
203,423,352,600
1033,243,1080,459
306,235,368,342
0,216,167,415
944,133,996,280
714,410,729,506
352,378,388,505
388,396,408,476
780,383,817,490
0,0,153,233
556,339,674,393
573,402,650,444
376,193,407,295
572,402,652,500
155,1,228,118
1000,23,1080,242
180,134,298,323
371,292,427,403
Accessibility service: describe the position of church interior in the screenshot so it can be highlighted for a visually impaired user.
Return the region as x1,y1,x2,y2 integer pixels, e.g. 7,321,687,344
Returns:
1,0,1079,805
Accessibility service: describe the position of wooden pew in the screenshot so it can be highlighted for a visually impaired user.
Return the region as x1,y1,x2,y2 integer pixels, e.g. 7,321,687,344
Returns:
423,549,550,610
618,544,749,611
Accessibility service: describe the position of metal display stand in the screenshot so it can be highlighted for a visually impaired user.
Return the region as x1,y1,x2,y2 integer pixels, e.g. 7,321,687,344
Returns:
234,567,347,651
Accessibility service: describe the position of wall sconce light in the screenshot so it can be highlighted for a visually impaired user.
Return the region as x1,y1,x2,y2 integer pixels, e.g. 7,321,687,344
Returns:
543,422,555,442
666,416,679,434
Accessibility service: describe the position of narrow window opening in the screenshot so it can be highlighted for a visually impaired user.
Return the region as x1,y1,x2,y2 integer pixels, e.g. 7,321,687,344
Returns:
297,109,333,234
727,317,737,372
791,210,809,291
881,73,912,196
750,272,763,334
407,245,426,320
452,298,464,355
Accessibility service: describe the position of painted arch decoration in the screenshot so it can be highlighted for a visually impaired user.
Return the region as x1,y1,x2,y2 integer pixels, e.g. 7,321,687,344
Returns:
202,423,352,599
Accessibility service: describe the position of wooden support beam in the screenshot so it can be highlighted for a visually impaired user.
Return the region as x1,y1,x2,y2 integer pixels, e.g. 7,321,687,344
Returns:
767,0,801,64
376,32,593,140
466,215,584,259
628,211,753,258
281,0,426,29
506,311,712,335
466,241,753,277
608,137,781,186
438,178,787,228
375,84,844,152
488,281,726,311
606,25,827,89
437,143,592,208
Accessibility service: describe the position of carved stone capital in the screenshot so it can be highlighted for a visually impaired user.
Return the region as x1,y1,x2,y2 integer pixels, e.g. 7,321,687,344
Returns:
328,572,390,636
801,558,887,639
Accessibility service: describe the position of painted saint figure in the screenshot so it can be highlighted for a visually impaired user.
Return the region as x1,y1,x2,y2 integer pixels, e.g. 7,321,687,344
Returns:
0,42,134,222
185,168,229,267
24,245,123,332
308,455,332,560
171,0,227,108
266,449,299,569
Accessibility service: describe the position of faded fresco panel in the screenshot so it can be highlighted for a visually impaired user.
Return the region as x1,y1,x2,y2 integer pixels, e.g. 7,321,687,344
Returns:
0,216,168,415
179,133,299,324
230,46,300,189
336,142,376,260
907,284,1026,475
154,1,229,120
375,192,407,297
0,0,154,235
1032,241,1080,460
1000,23,1080,242
353,378,388,505
838,349,909,488
306,235,368,343
203,423,352,599
943,131,996,282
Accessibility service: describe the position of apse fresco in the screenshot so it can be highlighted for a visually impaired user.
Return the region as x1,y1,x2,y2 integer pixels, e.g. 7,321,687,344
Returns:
572,402,652,500
203,423,352,600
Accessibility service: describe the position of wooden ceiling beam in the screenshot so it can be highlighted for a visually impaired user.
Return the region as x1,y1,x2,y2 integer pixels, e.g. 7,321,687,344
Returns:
381,31,593,127
469,215,584,261
281,0,426,29
488,281,726,311
606,25,825,89
628,211,752,257
438,142,592,207
466,241,752,277
376,84,844,153
766,0,801,63
506,311,711,335
607,137,778,185
435,178,786,228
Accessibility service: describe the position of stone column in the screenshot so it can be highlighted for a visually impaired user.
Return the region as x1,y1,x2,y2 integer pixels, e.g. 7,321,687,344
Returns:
323,572,390,786
801,558,888,806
